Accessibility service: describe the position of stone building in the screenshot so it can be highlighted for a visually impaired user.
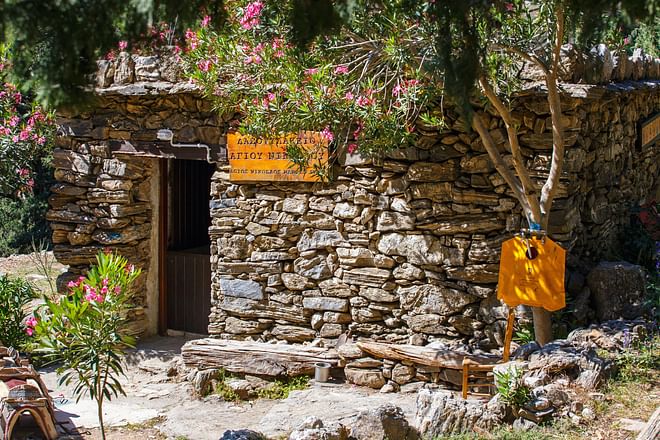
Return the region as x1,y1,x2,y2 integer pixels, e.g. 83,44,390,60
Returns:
48,54,660,348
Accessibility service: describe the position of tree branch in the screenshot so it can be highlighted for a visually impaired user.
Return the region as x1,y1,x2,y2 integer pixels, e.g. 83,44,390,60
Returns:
471,112,532,218
539,5,565,228
478,76,542,224
492,44,549,75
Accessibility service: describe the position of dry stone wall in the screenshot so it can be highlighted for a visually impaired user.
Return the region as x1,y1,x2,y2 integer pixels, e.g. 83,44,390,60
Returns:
50,64,224,335
209,82,660,349
49,52,660,342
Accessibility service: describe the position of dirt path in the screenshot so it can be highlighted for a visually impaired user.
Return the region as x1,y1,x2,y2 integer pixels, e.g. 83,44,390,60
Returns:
38,336,418,440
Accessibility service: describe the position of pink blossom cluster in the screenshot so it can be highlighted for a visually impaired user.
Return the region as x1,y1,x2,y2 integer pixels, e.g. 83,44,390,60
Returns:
197,59,214,72
240,1,264,30
25,316,38,336
271,38,286,58
334,65,349,75
355,90,375,107
392,79,420,96
201,15,212,28
185,29,200,50
67,275,123,304
243,43,265,65
321,126,334,142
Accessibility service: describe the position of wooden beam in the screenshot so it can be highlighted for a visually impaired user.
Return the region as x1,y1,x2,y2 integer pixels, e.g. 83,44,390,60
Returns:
109,140,227,162
356,341,500,370
181,338,340,377
637,407,660,440
157,159,168,335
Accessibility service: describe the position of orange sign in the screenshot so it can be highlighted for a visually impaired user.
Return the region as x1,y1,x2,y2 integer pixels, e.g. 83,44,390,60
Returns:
497,236,566,311
226,132,329,182
641,113,660,148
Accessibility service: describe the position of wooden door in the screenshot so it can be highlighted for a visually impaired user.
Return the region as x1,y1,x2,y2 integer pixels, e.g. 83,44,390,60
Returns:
164,159,214,335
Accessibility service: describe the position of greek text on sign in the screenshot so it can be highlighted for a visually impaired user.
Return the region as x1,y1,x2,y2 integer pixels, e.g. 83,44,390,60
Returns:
640,113,660,148
227,132,330,182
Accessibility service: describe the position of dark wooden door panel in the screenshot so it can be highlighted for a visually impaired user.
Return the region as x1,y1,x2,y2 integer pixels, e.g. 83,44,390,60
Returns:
165,159,214,334
166,250,211,335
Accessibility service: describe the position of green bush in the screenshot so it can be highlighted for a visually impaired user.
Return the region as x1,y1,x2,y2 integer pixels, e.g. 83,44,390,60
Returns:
0,159,52,257
32,250,141,440
0,274,37,349
494,365,531,409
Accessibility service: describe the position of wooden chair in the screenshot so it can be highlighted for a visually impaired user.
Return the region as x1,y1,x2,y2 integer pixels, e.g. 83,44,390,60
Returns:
461,308,516,399
0,348,59,440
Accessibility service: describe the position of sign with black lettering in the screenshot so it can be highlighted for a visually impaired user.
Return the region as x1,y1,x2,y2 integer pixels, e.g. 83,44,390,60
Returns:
226,132,329,182
641,113,660,149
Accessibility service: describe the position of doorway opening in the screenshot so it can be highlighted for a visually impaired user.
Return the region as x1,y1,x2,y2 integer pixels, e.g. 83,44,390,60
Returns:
161,159,215,335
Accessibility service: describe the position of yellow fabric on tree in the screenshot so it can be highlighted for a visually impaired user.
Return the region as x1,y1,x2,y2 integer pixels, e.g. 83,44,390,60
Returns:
497,236,566,311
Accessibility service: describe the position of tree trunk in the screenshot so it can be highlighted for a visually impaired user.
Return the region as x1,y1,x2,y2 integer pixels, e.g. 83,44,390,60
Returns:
97,397,106,440
532,307,552,346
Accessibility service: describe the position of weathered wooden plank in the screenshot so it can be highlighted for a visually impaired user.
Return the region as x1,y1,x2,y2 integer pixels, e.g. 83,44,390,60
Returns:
181,338,339,376
636,407,660,440
356,341,499,370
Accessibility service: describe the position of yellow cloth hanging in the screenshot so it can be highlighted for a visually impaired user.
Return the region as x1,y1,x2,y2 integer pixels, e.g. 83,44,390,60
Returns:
497,235,566,311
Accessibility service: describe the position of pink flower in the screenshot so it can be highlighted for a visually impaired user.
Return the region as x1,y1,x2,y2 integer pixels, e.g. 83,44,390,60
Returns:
37,136,46,145
240,1,264,30
201,15,212,28
26,316,38,328
197,59,213,72
274,50,285,58
344,91,354,101
26,328,33,336
19,129,30,141
13,92,21,104
105,50,116,61
304,68,319,76
624,36,631,45
11,135,18,143
244,55,262,64
67,280,76,288
101,286,108,295
321,126,334,142
16,168,30,177
505,3,514,11
102,278,109,286
118,40,128,51
9,115,19,127
114,286,122,294
347,143,358,154
334,65,349,74
185,29,199,50
356,95,373,107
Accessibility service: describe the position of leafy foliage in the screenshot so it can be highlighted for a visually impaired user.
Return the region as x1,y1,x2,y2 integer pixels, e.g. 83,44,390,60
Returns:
31,251,142,440
1,0,226,107
613,334,660,384
494,364,531,408
0,159,53,256
0,274,37,350
256,375,309,399
0,44,55,198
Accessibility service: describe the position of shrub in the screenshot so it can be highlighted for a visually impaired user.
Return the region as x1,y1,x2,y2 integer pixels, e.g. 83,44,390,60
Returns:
494,364,531,408
0,274,37,349
31,250,141,440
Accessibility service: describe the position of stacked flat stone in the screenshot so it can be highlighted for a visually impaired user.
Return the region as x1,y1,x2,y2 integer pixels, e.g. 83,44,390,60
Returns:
48,52,660,340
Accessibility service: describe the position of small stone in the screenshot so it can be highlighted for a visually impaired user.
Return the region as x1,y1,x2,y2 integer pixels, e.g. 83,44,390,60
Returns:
320,323,344,338
379,383,396,393
344,368,386,389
